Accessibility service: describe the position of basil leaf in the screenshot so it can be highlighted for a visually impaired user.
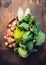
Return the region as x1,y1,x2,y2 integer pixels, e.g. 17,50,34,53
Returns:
19,43,26,49
24,14,31,23
29,16,35,25
36,31,45,46
26,42,33,51
22,31,33,43
36,22,40,32
18,22,29,30
33,28,38,35
14,48,18,53
18,14,31,24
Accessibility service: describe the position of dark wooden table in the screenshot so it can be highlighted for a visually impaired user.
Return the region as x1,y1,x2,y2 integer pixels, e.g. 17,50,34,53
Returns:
0,0,46,65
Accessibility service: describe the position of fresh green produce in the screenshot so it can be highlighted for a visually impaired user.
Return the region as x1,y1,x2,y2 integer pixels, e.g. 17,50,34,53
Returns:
18,47,28,58
19,14,31,24
26,41,33,51
35,31,45,46
18,22,29,31
13,14,45,58
13,27,25,43
22,31,33,43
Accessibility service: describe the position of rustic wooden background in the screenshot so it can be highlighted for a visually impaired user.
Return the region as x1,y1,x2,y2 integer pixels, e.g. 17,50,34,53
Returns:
0,0,46,65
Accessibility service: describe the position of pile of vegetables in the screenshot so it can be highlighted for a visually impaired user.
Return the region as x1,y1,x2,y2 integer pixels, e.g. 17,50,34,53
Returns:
13,8,45,58
4,8,45,58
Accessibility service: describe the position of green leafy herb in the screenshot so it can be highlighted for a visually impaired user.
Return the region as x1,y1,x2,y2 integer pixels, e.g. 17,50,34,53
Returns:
19,43,26,49
36,22,40,32
18,22,29,30
26,41,33,51
29,16,35,25
22,31,33,43
36,31,45,46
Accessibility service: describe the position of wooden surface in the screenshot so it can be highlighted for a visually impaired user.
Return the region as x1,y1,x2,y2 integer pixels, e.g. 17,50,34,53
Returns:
0,0,46,65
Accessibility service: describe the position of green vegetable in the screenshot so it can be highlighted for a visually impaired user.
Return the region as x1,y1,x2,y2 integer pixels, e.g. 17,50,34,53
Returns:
33,28,38,35
26,42,33,51
29,16,35,25
13,27,25,43
18,47,28,58
23,14,31,23
18,22,29,30
18,14,31,24
19,43,26,49
36,22,40,32
36,31,45,46
22,31,33,43
13,14,45,58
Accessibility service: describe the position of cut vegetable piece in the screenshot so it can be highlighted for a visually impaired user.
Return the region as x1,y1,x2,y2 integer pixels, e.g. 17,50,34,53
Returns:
18,14,31,25
13,27,25,43
36,31,45,46
18,7,24,20
33,28,38,35
18,22,29,30
19,43,26,49
5,42,8,46
22,31,33,43
12,43,17,48
5,28,13,36
26,42,33,51
29,16,35,25
36,22,40,32
25,8,31,16
7,37,14,44
24,14,31,23
8,45,12,48
18,47,28,58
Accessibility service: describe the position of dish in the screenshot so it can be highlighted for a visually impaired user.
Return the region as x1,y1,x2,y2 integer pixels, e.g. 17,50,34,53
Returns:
4,7,45,58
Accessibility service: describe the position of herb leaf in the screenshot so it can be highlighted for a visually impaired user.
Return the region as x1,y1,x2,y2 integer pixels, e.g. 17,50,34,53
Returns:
18,22,29,30
22,31,33,43
26,42,33,51
36,31,45,46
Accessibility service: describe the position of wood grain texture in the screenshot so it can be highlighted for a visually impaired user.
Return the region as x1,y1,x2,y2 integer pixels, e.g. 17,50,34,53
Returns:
0,0,46,65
